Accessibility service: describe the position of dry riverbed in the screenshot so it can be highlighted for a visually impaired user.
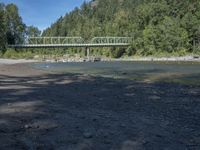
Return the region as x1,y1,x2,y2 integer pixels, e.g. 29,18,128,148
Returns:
0,63,200,150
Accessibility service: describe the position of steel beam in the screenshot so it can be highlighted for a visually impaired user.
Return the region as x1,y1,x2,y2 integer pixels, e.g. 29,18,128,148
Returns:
8,37,132,48
8,43,130,48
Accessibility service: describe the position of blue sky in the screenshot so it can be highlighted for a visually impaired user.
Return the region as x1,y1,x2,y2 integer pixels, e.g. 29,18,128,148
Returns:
1,0,90,31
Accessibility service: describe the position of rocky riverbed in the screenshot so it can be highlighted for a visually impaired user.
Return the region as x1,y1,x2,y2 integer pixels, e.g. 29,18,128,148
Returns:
0,63,200,150
0,55,200,64
45,55,200,63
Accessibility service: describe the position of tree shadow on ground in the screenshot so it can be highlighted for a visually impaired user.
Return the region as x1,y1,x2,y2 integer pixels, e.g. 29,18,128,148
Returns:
0,72,200,150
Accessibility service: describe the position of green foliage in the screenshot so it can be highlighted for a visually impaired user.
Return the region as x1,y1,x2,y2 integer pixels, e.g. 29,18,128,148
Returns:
5,4,26,44
3,49,19,58
41,0,200,57
26,26,41,37
110,48,125,58
0,3,6,52
135,1,169,29
1,0,200,58
3,49,38,59
125,46,135,56
0,3,40,54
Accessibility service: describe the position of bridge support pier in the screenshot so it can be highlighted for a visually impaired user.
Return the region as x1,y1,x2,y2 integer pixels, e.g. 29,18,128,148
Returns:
86,47,90,61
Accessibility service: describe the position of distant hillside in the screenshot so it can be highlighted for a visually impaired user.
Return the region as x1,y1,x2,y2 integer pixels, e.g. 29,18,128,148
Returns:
42,0,200,56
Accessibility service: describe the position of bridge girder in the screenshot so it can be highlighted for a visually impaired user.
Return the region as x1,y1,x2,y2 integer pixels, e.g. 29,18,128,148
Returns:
28,37,84,45
8,37,133,48
91,37,133,44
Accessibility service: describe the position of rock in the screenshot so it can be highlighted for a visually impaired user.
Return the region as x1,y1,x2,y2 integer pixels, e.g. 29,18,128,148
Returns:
193,55,199,59
149,95,161,100
124,99,129,103
34,55,40,59
120,123,126,128
75,125,80,129
80,116,86,119
92,117,98,122
24,124,31,129
83,131,93,139
99,97,103,100
0,120,22,133
104,139,111,144
155,134,163,138
121,140,144,150
97,129,109,138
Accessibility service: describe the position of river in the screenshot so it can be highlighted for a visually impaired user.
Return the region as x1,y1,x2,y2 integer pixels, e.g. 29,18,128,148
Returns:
33,61,200,85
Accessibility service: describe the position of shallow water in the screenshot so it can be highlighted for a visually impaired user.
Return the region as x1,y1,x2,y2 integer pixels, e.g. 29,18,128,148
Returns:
33,61,200,85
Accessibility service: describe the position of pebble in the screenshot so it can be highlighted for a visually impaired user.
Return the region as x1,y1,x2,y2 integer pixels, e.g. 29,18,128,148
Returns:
149,95,161,100
83,131,93,139
104,139,111,144
24,124,31,129
75,125,80,129
124,99,129,103
92,117,98,122
120,123,126,128
80,116,86,119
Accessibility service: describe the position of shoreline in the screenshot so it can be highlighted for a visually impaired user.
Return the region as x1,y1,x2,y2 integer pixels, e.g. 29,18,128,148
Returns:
0,58,39,65
111,55,200,62
0,55,200,64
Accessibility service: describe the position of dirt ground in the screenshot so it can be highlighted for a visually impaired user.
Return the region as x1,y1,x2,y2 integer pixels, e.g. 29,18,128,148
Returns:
0,63,200,150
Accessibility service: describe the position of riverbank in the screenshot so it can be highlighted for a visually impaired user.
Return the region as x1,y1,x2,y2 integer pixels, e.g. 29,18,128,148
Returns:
0,63,200,149
44,55,200,62
113,55,200,62
1,55,200,64
0,58,39,64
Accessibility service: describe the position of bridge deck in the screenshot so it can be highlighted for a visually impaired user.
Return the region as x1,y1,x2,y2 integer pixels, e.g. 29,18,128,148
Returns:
8,43,130,48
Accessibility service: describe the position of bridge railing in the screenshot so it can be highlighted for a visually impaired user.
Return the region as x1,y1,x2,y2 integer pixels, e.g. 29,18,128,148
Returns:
27,37,84,45
26,37,133,45
91,37,133,44
8,37,133,48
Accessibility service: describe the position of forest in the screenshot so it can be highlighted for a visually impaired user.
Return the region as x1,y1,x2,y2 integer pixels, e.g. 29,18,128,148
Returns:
0,0,200,58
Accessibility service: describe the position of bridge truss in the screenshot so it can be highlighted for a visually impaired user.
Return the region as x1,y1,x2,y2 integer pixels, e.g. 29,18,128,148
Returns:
8,37,133,48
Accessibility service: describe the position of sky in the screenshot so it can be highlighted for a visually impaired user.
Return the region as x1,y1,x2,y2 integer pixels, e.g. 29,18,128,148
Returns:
1,0,90,31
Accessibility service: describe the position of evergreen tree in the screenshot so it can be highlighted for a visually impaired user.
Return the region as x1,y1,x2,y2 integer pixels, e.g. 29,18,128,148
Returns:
0,3,6,52
5,4,26,44
26,26,41,37
1,0,200,56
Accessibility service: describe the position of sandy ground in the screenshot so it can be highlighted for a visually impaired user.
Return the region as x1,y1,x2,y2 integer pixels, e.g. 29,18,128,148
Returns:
0,59,39,64
0,63,200,150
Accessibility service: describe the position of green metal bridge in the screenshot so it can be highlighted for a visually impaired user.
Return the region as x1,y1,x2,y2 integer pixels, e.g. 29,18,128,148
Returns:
8,37,133,48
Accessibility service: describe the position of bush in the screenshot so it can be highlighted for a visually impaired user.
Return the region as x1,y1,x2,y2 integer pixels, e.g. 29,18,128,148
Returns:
3,49,19,58
20,51,34,59
125,46,136,56
111,48,125,58
0,50,4,57
3,49,35,59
